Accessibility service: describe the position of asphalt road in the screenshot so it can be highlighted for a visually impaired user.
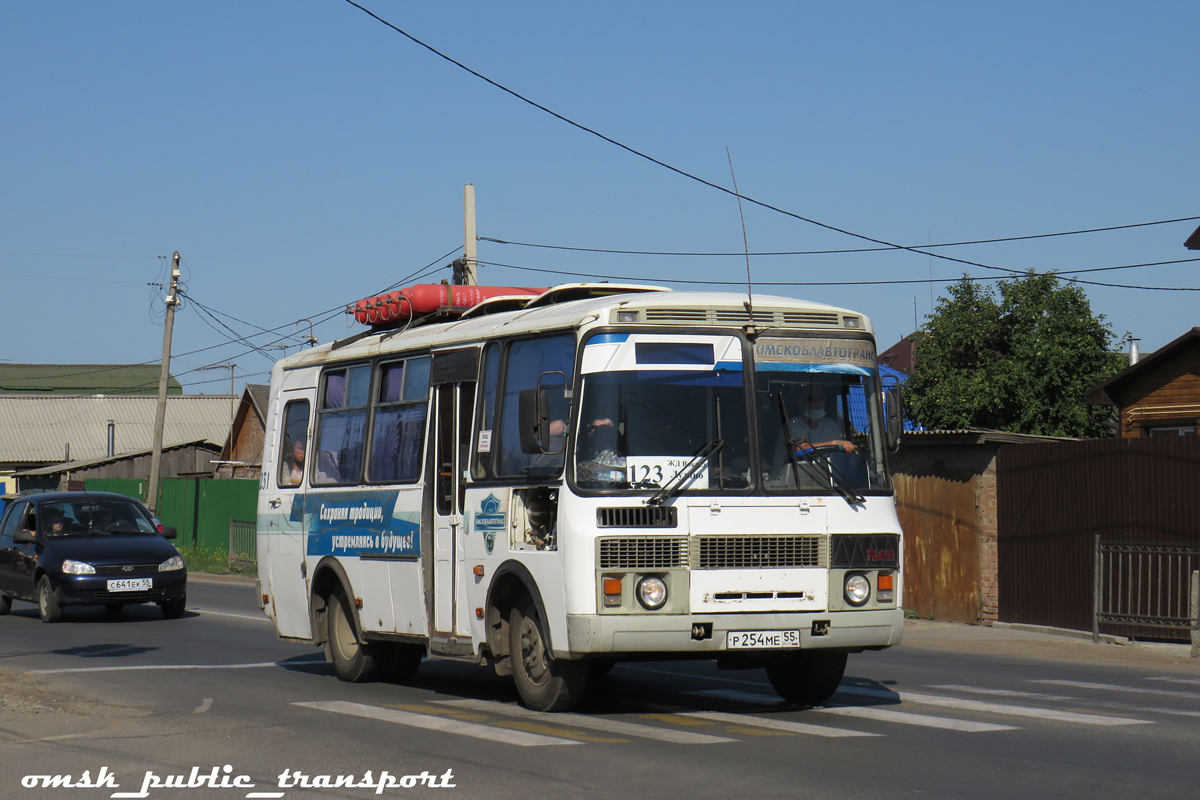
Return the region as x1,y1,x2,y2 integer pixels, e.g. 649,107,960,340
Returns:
2,574,1199,800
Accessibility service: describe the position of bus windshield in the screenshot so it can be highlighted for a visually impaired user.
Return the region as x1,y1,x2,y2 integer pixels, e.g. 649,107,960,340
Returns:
753,335,890,494
574,366,750,492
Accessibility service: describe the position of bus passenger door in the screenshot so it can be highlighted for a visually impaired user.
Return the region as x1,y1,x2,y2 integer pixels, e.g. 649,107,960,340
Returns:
263,389,314,639
431,381,475,639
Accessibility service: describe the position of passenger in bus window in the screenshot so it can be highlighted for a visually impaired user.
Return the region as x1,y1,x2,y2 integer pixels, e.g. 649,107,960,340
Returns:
288,438,306,484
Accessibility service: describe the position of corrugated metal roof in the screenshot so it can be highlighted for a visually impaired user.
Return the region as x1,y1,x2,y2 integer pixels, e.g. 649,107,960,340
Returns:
0,364,183,395
0,395,232,464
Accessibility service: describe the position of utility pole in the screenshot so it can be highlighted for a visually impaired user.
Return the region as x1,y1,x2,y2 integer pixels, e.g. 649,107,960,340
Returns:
463,184,477,285
198,363,237,420
147,251,181,513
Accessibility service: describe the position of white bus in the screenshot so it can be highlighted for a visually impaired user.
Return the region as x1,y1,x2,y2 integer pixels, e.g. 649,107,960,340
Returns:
258,282,904,711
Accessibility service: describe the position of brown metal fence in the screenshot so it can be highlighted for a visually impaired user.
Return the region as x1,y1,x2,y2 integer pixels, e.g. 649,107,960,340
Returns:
228,519,257,571
998,437,1200,640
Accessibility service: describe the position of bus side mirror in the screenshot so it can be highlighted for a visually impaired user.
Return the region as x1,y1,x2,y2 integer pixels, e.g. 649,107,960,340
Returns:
518,388,550,454
884,385,903,452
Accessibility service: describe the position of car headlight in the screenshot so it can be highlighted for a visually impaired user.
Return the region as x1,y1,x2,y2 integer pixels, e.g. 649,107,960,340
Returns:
844,573,871,606
636,576,668,610
158,555,185,572
62,559,96,575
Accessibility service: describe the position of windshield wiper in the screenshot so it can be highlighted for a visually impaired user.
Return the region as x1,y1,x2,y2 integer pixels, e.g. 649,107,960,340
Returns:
777,394,864,505
646,439,723,506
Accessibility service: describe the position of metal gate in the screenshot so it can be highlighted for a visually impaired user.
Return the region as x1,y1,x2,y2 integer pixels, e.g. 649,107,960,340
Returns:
1094,537,1200,641
998,437,1200,640
228,518,257,571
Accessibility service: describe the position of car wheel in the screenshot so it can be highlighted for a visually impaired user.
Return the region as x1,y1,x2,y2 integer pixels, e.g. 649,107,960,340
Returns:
37,577,63,623
160,595,186,619
765,650,847,704
324,589,380,682
508,599,588,712
0,594,12,615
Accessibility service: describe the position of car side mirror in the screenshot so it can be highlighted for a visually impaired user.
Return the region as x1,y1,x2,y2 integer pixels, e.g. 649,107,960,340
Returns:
159,526,177,540
13,529,36,545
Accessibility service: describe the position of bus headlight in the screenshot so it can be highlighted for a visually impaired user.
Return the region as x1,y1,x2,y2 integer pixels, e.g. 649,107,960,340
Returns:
844,573,871,607
636,576,668,610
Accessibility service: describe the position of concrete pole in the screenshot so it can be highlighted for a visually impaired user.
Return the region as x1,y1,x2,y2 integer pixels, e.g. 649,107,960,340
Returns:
147,251,181,513
463,184,477,285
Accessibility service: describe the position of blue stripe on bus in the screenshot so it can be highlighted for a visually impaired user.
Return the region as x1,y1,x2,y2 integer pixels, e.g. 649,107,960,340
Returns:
586,334,630,345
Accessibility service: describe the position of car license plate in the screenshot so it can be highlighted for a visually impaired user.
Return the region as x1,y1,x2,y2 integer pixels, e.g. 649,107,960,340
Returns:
107,578,152,592
726,630,800,649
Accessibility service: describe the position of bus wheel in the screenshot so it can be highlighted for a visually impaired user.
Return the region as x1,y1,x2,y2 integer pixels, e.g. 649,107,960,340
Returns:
382,643,424,683
765,651,847,704
325,590,380,682
509,601,588,712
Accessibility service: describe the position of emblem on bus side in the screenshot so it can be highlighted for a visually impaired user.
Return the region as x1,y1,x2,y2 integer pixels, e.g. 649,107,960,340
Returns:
475,494,506,556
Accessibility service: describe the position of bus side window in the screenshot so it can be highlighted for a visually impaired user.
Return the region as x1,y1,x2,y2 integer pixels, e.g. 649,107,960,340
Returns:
369,356,431,484
472,343,501,479
313,365,371,486
496,334,575,479
278,400,311,488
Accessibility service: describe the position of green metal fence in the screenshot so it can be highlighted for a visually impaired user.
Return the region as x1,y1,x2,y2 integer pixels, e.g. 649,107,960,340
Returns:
84,477,257,552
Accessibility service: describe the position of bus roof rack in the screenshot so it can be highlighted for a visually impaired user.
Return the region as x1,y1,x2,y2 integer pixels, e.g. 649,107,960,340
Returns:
521,283,670,309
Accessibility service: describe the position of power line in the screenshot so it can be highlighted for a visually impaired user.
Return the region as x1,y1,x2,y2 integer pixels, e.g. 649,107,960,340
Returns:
478,258,1200,291
341,1,1135,280
480,215,1200,257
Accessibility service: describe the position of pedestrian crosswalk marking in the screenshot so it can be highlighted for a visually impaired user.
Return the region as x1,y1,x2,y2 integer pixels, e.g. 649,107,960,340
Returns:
1033,679,1200,699
928,684,1074,701
687,689,1016,733
682,710,879,738
292,701,582,746
815,705,1018,732
434,699,735,744
836,686,1152,726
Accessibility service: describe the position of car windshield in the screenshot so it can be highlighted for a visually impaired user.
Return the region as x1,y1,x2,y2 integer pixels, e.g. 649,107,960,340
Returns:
39,500,157,536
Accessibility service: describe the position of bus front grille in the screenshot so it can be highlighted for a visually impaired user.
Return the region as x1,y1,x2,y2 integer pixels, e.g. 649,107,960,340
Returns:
596,506,678,528
599,537,689,569
692,535,825,569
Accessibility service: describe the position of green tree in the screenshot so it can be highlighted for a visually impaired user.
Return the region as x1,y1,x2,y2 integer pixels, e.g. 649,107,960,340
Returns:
906,272,1126,437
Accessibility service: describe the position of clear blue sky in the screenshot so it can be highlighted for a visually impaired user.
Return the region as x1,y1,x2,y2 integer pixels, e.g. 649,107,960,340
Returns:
3,2,1197,393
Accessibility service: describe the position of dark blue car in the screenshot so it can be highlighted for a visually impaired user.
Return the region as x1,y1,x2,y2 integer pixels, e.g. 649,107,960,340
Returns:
0,491,187,622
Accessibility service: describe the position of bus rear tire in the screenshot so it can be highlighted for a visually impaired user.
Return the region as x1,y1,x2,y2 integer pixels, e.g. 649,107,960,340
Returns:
509,601,588,712
326,589,380,683
765,650,847,704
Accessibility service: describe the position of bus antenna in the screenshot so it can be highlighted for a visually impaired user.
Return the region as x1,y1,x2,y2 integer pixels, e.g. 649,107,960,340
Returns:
726,148,756,337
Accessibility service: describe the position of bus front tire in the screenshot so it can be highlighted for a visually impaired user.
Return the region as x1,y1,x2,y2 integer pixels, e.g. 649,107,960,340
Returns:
765,650,847,705
326,590,380,682
381,643,424,683
509,601,588,712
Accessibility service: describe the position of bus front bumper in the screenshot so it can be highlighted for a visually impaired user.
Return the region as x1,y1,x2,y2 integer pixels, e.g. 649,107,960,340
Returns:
561,608,904,658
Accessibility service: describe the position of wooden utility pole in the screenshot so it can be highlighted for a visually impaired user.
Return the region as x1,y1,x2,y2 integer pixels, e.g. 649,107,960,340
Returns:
146,251,181,513
463,184,477,285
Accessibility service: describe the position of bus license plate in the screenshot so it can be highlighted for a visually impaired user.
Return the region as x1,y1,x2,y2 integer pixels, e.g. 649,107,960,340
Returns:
726,630,800,649
107,578,152,592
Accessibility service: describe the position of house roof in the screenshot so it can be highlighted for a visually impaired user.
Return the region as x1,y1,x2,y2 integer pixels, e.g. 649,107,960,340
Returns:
0,364,182,395
246,384,269,420
1185,223,1200,251
13,440,222,477
878,333,921,374
0,395,233,465
1083,327,1200,406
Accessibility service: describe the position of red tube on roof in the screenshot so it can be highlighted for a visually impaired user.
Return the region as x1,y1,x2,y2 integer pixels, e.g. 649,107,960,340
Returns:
351,284,545,326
